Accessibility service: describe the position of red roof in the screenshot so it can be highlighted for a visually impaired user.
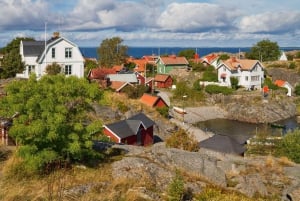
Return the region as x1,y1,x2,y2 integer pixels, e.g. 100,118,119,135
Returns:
112,65,124,72
154,74,171,82
109,81,132,92
203,54,219,64
159,55,189,65
88,68,116,79
274,80,286,87
140,93,160,107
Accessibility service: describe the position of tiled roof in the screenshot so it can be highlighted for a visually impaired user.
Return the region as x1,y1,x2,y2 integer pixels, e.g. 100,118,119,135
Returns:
140,93,160,107
203,54,219,64
159,55,189,65
154,74,171,82
222,57,260,71
88,68,116,79
109,81,128,92
112,65,124,72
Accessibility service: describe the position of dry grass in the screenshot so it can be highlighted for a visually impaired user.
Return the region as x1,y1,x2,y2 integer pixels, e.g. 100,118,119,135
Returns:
277,156,295,167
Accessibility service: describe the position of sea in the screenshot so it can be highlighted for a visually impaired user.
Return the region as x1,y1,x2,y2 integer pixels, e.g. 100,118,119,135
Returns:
79,46,300,59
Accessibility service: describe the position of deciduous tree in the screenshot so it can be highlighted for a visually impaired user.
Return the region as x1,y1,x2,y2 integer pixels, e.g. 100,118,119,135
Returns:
97,37,128,68
246,39,281,61
0,37,34,78
0,75,103,173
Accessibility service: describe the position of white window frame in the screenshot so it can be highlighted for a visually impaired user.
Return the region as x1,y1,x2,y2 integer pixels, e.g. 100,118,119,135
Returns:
65,48,72,59
64,65,72,75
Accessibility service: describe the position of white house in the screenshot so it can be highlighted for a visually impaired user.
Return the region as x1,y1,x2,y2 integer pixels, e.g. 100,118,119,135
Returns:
217,57,264,90
18,32,84,79
274,80,293,96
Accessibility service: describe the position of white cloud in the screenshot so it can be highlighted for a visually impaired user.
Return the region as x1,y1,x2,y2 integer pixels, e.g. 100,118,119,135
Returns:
157,2,240,32
239,11,300,33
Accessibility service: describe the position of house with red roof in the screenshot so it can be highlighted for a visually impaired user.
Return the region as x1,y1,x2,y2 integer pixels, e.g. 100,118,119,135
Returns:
156,55,189,74
217,57,264,90
274,79,293,96
87,67,117,88
154,74,173,88
103,113,155,146
203,54,220,68
140,93,168,108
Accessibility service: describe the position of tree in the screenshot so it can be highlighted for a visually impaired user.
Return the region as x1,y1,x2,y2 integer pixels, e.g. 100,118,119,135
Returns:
97,37,128,68
46,62,62,75
218,54,230,61
0,37,34,78
0,75,103,174
230,77,239,90
201,66,218,82
178,49,195,60
84,59,98,77
245,39,281,62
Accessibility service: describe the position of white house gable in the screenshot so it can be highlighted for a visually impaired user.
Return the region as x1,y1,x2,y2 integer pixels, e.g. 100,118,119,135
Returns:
18,32,84,79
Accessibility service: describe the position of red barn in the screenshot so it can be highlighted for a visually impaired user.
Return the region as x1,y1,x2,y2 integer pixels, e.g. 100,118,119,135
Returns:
140,93,168,108
103,113,155,146
154,74,173,88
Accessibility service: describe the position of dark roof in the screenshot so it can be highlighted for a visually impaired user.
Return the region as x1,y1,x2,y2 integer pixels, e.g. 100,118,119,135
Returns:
199,134,246,155
22,41,45,56
128,113,155,128
104,113,155,139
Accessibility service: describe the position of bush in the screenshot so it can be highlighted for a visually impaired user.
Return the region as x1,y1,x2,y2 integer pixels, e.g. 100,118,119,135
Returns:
168,170,185,201
275,129,300,163
156,106,169,118
205,85,233,95
230,77,239,90
201,66,218,82
166,128,199,152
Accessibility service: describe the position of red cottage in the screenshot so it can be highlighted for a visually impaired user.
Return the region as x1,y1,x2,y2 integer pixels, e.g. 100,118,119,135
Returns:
140,93,168,108
154,74,173,88
103,113,155,146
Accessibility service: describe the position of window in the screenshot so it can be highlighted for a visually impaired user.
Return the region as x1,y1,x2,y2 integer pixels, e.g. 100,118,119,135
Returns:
52,48,56,58
251,76,260,81
28,65,35,74
223,66,226,72
245,76,248,81
65,48,72,58
64,65,72,75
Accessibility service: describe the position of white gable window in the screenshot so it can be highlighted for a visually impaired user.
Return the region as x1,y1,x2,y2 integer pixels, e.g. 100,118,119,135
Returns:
65,48,72,59
245,76,248,81
51,48,56,58
251,76,260,81
64,65,72,75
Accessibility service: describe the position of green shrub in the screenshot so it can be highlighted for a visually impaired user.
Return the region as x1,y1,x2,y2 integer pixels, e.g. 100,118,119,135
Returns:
156,106,169,118
205,85,233,95
201,66,218,82
165,128,199,152
275,129,300,163
168,170,185,201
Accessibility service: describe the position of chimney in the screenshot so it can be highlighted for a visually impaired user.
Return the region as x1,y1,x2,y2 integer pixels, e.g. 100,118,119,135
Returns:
53,32,60,38
231,56,237,62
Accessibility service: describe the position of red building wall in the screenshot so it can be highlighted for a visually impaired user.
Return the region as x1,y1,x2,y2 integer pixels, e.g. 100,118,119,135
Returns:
103,128,120,143
155,77,173,88
154,99,167,108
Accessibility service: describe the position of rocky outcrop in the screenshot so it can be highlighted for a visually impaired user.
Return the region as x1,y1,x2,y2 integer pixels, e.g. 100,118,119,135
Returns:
223,95,296,123
111,143,300,200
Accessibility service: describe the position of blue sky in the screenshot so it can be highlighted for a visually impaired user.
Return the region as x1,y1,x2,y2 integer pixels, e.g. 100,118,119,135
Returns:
0,0,299,47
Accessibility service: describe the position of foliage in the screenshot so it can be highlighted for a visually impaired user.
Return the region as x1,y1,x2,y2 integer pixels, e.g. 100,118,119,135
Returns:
230,77,239,90
295,84,300,96
46,62,62,75
201,66,218,82
156,106,169,118
0,37,34,78
122,85,150,99
97,37,128,68
178,49,195,60
173,81,204,104
124,61,136,71
0,75,103,174
286,53,294,61
245,39,281,61
168,170,185,201
146,63,156,77
219,54,230,61
205,85,233,95
166,128,199,152
193,79,202,91
288,62,296,69
84,59,98,77
275,129,300,163
263,77,279,90
191,62,206,72
296,51,300,58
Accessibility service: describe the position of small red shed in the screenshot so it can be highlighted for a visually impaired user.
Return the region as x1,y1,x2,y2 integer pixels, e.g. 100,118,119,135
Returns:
140,93,168,108
103,113,155,146
154,74,173,88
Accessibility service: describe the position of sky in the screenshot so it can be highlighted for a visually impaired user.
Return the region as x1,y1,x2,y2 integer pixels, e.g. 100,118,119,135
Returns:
0,0,300,48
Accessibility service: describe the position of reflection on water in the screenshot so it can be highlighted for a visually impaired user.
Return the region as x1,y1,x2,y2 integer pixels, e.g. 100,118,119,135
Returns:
194,117,299,139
